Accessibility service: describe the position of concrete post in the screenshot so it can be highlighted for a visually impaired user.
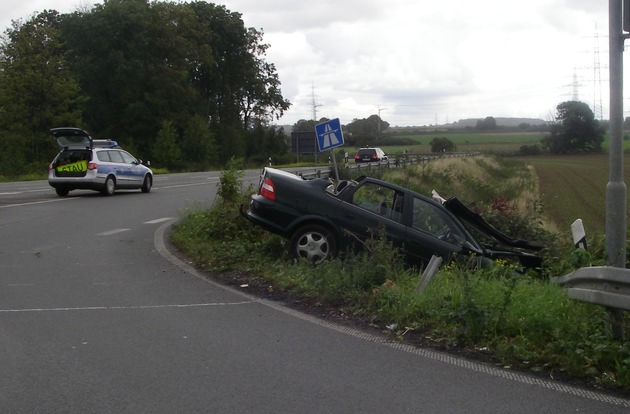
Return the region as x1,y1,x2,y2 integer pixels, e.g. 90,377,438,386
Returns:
607,0,627,339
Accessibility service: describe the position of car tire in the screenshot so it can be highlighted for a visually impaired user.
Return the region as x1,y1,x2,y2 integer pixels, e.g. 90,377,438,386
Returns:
55,187,69,197
141,175,152,193
290,224,337,264
102,176,115,196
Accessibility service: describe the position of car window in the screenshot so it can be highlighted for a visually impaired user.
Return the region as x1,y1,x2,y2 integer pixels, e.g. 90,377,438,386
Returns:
119,151,136,164
107,150,124,163
56,150,91,164
351,182,400,219
97,151,110,162
412,197,464,245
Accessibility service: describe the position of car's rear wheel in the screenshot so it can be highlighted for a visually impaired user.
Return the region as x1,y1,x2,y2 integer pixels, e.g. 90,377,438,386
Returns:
102,176,115,196
290,224,337,264
55,187,69,197
141,175,152,193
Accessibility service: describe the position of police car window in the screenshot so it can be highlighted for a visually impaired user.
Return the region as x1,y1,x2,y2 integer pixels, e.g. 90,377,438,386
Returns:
97,152,110,162
107,150,124,163
120,151,136,164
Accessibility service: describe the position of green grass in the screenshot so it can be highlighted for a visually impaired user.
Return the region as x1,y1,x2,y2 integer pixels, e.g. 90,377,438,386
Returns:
171,158,630,392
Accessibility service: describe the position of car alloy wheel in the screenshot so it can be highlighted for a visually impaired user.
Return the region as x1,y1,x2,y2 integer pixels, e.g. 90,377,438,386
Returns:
290,224,337,264
102,176,115,196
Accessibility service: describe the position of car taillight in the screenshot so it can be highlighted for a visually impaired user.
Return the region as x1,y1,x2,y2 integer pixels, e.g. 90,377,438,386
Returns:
88,162,98,170
354,154,360,159
260,177,276,201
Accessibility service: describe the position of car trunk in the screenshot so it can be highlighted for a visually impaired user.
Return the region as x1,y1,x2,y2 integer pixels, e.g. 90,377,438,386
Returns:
52,150,92,177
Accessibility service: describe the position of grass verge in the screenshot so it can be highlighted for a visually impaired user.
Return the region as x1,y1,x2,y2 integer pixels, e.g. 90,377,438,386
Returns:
170,157,630,392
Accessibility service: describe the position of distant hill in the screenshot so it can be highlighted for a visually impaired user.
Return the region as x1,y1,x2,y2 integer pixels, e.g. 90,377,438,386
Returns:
447,117,547,128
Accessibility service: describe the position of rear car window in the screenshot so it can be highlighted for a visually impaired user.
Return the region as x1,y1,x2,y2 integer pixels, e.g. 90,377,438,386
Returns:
107,150,124,163
97,151,110,162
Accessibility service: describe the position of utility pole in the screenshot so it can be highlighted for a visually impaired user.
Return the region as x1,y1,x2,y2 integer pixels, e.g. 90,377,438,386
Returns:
377,106,386,132
311,82,322,121
607,0,628,338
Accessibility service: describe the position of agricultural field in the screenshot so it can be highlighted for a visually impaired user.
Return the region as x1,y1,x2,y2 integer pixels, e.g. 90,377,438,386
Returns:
516,153,630,237
361,131,629,237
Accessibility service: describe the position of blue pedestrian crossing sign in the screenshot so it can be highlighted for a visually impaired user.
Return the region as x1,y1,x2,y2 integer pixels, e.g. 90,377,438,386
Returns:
315,118,344,152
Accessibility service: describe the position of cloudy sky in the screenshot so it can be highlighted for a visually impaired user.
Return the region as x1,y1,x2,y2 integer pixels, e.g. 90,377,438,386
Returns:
1,0,620,126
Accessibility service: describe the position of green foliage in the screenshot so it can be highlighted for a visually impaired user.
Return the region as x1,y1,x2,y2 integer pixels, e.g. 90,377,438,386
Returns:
216,158,245,204
541,101,605,154
182,115,218,170
476,116,497,130
0,10,85,176
152,121,182,169
429,137,457,153
0,1,292,172
170,153,630,391
519,144,542,155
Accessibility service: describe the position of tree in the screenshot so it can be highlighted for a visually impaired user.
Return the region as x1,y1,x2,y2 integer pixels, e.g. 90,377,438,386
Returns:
0,1,293,171
181,115,217,170
476,116,497,130
152,120,181,169
292,119,322,132
0,10,84,176
347,115,388,136
429,137,456,153
541,101,605,154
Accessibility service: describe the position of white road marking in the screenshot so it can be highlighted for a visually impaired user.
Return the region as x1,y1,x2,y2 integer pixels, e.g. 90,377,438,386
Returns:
97,228,130,236
0,301,255,313
0,189,50,195
0,198,77,209
144,217,174,224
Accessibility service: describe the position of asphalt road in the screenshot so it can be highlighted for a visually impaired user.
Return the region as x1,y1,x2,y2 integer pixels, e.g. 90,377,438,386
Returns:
1,173,629,413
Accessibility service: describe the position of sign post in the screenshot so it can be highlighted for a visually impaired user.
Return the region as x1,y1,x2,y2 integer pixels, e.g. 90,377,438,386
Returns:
315,118,345,182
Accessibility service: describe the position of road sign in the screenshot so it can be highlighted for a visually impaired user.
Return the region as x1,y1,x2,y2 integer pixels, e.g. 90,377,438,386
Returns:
315,118,344,152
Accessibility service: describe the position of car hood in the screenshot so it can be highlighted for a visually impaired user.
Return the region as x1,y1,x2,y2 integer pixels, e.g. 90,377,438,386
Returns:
444,197,543,251
50,127,93,148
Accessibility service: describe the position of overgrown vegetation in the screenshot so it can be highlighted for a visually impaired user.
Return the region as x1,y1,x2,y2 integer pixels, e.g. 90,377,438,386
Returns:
171,156,630,392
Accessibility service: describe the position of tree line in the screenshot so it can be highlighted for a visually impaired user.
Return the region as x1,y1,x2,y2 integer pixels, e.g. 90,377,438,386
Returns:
0,0,292,176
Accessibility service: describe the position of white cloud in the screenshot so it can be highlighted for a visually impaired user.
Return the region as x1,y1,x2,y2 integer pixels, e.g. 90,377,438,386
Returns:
1,0,617,126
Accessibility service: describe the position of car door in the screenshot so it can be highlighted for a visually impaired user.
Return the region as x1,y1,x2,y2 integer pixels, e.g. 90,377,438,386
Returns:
404,195,468,264
119,150,143,187
105,150,130,186
334,181,407,251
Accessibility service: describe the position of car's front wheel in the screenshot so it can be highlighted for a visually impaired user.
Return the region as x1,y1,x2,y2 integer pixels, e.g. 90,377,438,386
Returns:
290,224,337,264
102,176,115,196
141,175,152,193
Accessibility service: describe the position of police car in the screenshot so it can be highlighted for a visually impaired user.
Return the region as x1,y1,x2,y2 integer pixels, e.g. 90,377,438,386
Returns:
47,127,153,196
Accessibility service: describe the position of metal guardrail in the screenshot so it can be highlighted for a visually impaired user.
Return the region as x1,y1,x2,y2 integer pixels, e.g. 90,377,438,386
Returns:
287,152,481,180
551,266,630,311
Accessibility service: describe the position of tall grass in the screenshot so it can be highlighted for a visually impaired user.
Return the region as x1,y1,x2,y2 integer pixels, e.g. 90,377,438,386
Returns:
171,154,630,392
